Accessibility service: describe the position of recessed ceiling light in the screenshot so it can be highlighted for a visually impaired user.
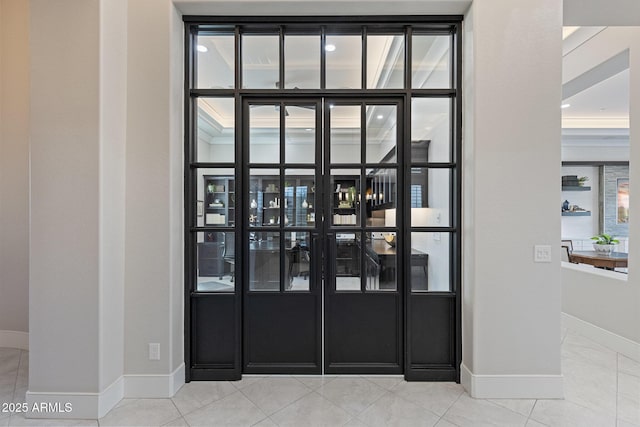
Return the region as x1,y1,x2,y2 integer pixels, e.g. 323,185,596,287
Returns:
561,103,571,109
325,44,336,52
377,114,384,119
196,45,208,53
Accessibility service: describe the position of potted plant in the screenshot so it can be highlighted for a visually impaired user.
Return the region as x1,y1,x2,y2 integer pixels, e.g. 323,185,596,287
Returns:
591,233,619,254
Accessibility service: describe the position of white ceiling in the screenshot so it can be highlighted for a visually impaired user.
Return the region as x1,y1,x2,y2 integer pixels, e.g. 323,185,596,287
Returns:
561,27,630,130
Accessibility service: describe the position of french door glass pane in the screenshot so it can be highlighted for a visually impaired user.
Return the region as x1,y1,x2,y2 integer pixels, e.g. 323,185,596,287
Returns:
242,35,279,89
326,35,362,89
249,232,280,291
285,105,315,164
410,168,451,227
249,105,280,164
196,168,235,228
367,35,404,89
366,168,396,226
411,98,451,163
285,231,311,291
410,232,451,292
249,169,280,228
331,170,361,227
197,98,235,163
196,34,234,89
284,170,316,228
366,105,396,163
411,34,451,89
365,232,397,291
195,231,235,292
330,105,361,164
285,35,320,89
335,233,362,291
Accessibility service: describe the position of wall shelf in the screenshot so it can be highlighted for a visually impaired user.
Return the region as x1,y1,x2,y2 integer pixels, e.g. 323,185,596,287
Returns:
562,211,591,216
562,186,591,191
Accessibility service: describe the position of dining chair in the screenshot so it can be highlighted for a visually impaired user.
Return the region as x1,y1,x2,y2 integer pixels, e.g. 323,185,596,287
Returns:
561,245,572,263
561,239,573,252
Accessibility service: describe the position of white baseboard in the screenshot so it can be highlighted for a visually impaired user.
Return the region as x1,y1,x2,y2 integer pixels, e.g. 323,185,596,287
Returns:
124,363,185,398
25,364,185,419
562,313,640,362
98,377,125,418
460,363,564,399
0,330,29,350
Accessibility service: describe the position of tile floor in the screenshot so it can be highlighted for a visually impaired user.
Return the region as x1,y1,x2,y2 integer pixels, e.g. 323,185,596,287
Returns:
1,328,639,426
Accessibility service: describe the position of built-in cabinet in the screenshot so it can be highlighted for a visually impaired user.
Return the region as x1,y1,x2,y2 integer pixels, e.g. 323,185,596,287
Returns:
249,176,316,227
204,176,235,227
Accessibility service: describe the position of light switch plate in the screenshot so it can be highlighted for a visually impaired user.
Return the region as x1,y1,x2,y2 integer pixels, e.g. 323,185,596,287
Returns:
534,245,552,263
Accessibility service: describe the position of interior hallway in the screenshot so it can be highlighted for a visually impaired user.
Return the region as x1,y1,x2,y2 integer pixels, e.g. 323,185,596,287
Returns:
1,328,639,426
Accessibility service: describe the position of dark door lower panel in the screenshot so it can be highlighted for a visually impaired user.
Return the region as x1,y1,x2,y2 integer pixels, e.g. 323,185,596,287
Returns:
325,293,402,374
244,293,321,374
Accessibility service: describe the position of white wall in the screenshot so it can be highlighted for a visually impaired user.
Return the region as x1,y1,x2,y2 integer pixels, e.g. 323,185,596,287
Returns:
125,0,183,378
462,0,563,398
0,0,29,344
99,0,127,393
29,0,101,394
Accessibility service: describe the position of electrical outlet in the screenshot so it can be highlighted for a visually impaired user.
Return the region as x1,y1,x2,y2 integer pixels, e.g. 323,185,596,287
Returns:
534,245,552,263
149,343,160,361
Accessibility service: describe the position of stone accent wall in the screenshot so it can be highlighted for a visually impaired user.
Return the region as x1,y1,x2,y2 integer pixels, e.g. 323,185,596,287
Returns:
603,165,629,238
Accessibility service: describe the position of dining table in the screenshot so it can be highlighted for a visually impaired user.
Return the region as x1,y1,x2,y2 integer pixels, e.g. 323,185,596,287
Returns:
569,251,628,270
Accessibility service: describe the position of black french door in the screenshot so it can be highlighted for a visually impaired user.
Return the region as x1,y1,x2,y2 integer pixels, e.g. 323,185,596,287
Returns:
242,97,403,374
185,17,463,383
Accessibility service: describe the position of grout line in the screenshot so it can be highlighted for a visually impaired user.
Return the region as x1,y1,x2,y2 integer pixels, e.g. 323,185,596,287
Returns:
170,382,238,419
10,350,22,403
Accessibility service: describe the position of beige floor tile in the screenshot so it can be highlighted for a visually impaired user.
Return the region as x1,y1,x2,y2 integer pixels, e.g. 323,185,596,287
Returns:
487,399,536,417
618,372,640,425
270,391,352,426
562,356,617,417
362,376,404,391
561,333,617,372
619,354,640,378
98,398,180,426
293,376,337,390
184,391,267,427
162,416,189,426
0,349,21,377
434,419,460,427
230,376,268,391
524,418,548,427
316,377,386,416
442,393,528,427
343,418,369,427
171,380,237,416
617,419,640,427
530,398,616,427
252,417,278,427
239,377,311,416
357,392,440,427
391,381,464,417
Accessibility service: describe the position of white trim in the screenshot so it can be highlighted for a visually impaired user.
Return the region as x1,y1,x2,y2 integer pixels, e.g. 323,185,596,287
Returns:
98,377,124,419
25,377,123,419
24,364,186,419
562,313,640,362
460,363,564,399
124,363,185,398
0,330,29,350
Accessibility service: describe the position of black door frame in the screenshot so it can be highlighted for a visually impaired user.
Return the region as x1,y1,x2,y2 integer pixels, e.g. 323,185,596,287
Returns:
183,16,463,383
